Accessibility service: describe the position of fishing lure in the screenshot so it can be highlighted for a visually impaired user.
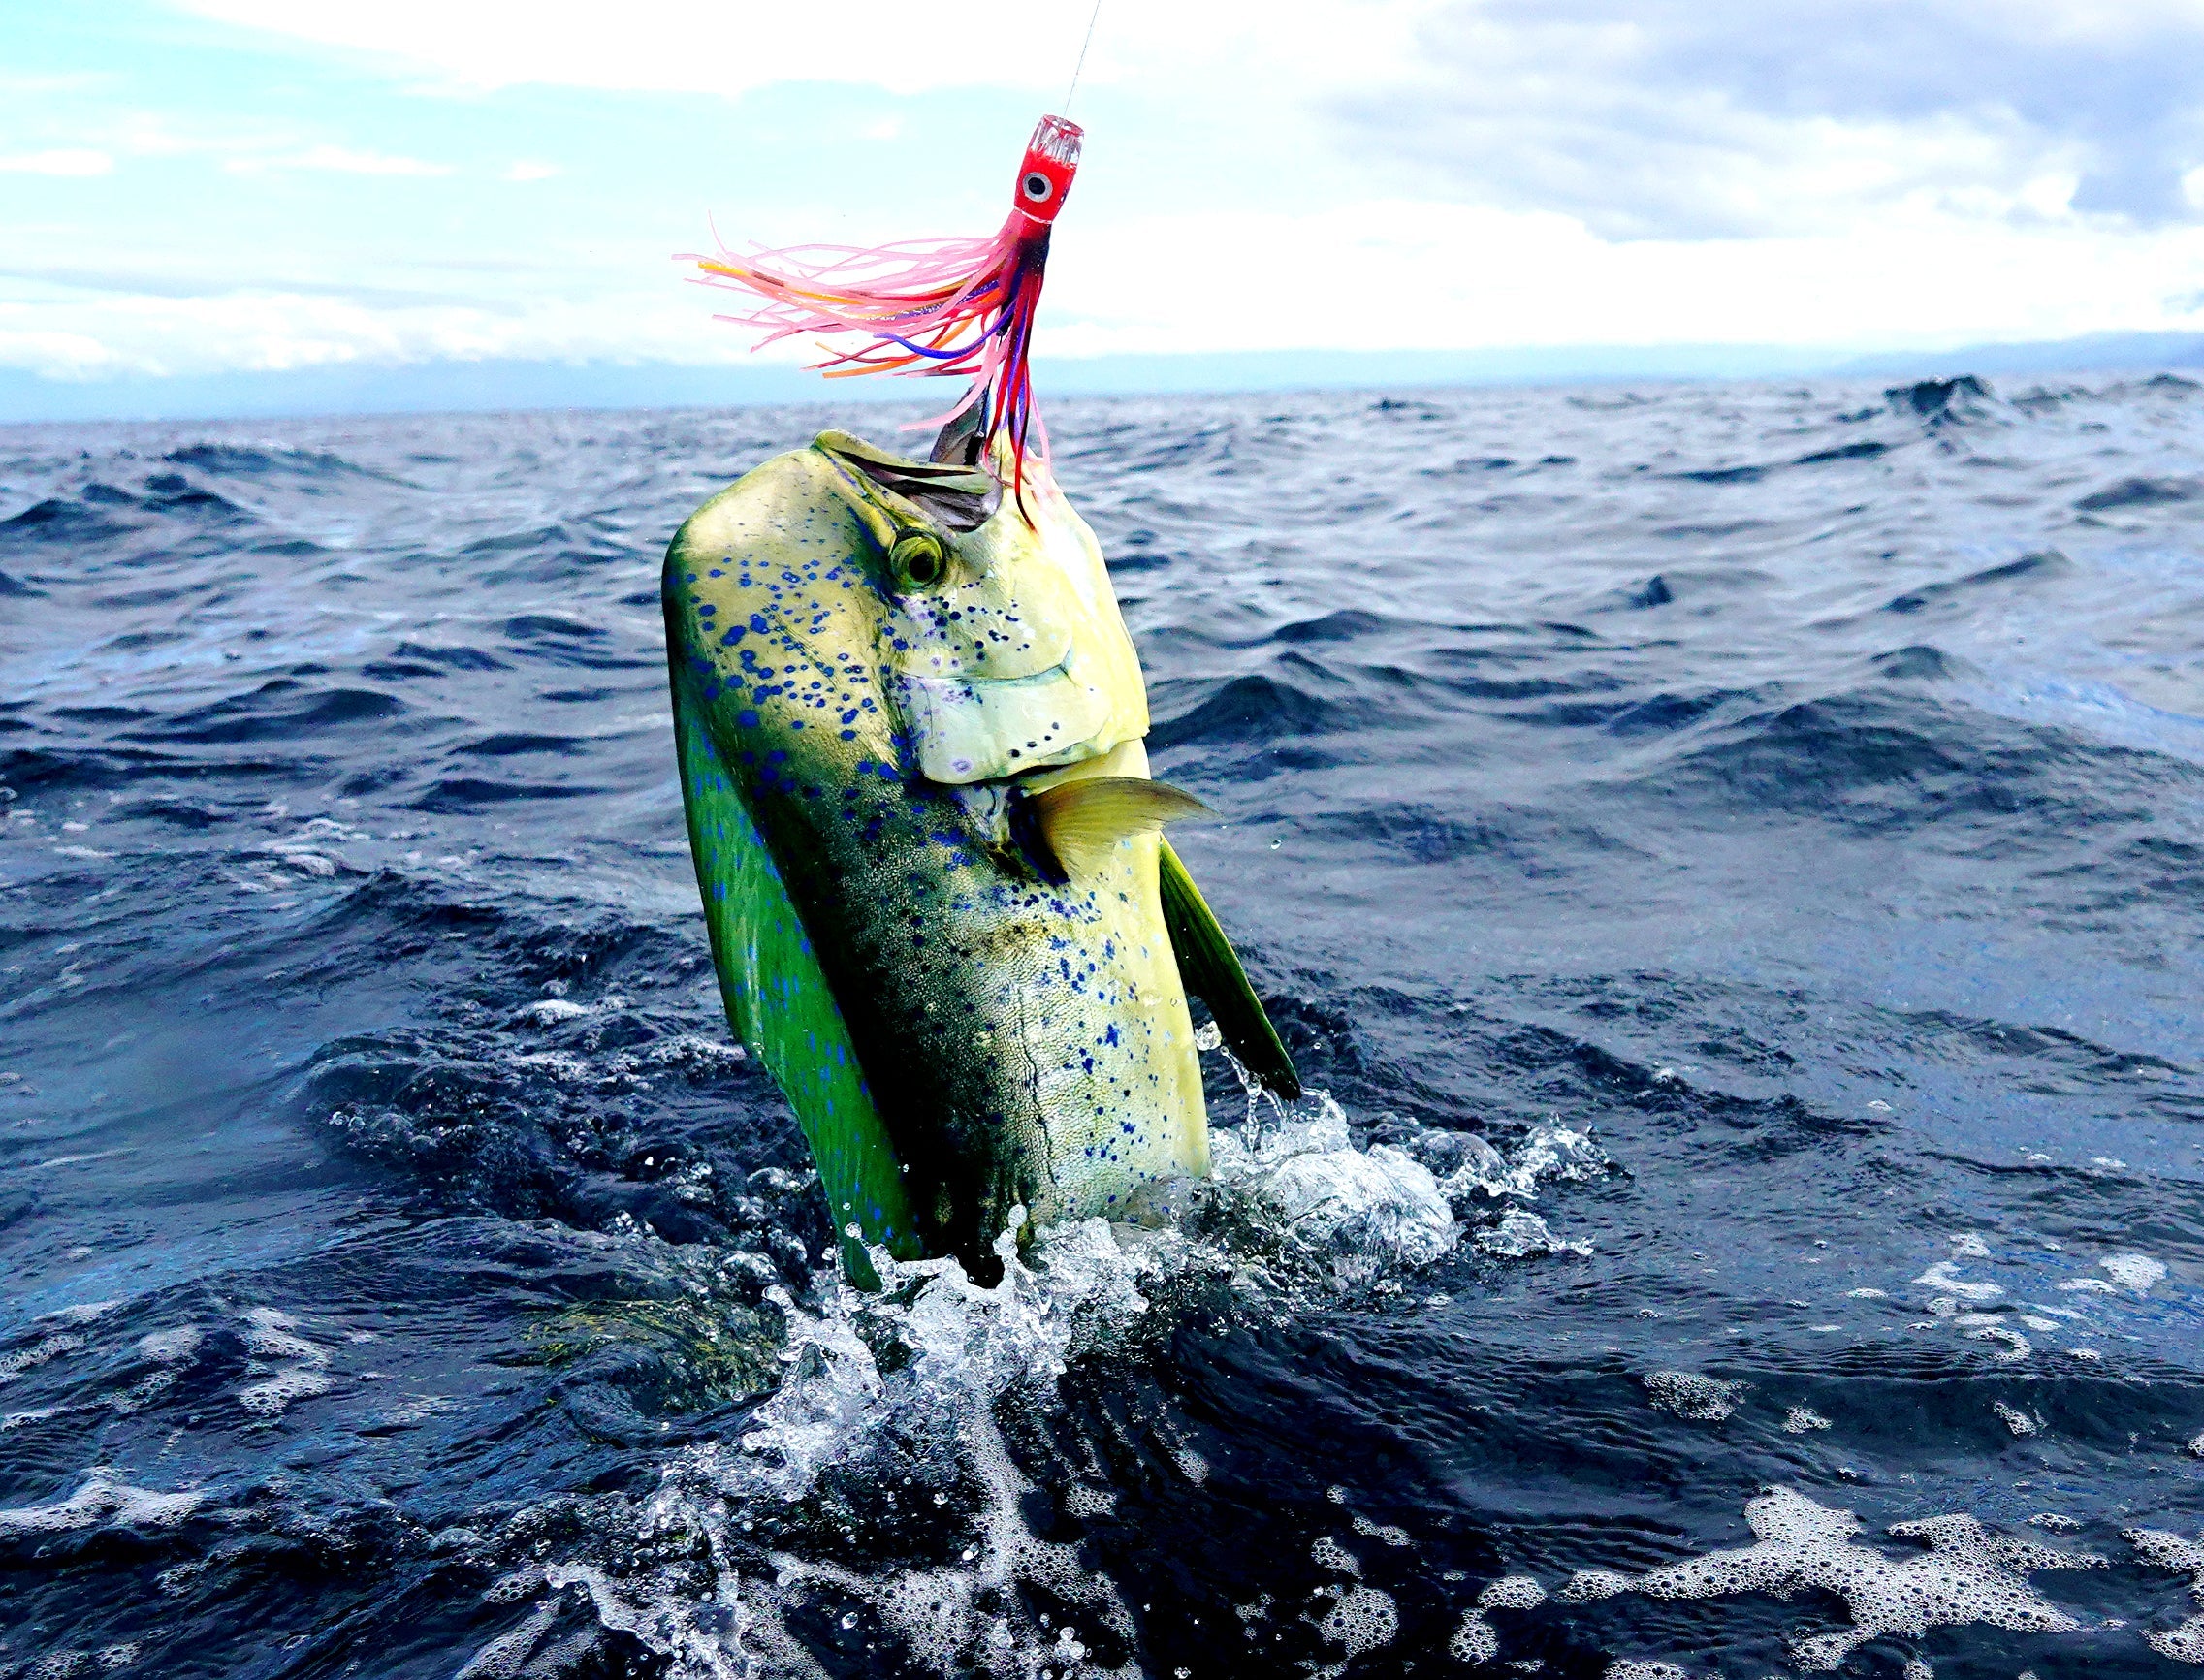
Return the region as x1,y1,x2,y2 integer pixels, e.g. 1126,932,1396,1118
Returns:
687,115,1083,510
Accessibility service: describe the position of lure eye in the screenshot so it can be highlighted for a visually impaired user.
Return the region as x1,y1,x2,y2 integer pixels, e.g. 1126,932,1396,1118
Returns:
890,530,946,589
1021,172,1054,203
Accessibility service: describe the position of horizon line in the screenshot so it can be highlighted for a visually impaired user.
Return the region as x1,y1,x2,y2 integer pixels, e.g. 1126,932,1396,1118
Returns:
4,329,2201,428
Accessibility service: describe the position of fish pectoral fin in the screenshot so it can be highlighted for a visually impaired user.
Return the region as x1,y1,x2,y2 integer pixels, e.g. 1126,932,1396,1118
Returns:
1027,776,1211,878
1158,839,1303,1100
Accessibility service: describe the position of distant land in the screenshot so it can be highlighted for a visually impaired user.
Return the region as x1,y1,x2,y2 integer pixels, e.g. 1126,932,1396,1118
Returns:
4,330,2202,427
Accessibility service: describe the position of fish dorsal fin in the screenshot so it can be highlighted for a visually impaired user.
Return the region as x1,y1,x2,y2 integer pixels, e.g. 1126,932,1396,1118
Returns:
1026,776,1211,878
815,431,999,535
1158,839,1302,1100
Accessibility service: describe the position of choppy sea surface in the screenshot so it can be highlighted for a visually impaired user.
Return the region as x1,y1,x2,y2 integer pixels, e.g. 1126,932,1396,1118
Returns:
4,373,2204,1680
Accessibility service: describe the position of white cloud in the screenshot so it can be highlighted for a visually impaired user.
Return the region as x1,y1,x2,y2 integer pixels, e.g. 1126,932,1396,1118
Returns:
1345,0,2204,235
165,0,1426,99
1043,199,2204,356
0,275,763,379
10,193,2204,385
0,327,131,378
224,143,454,176
10,0,2200,383
171,0,1107,94
0,72,114,96
170,0,2204,244
0,149,115,177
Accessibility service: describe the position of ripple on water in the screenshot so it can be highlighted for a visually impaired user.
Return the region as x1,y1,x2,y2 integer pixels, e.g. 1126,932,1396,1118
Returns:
5,384,2204,1675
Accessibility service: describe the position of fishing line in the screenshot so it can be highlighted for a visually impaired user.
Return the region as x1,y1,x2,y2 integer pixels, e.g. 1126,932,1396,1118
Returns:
1063,0,1103,113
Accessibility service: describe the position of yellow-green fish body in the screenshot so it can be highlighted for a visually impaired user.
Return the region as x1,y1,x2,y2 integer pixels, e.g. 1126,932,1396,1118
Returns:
664,430,1294,1280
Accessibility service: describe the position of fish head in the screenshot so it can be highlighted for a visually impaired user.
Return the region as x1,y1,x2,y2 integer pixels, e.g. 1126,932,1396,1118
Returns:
815,430,1148,790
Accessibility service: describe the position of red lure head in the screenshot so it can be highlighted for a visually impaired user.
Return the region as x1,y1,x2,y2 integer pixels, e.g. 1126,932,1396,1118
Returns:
1011,115,1082,226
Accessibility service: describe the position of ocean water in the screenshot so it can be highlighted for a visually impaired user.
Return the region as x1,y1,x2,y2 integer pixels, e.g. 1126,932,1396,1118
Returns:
3,373,2204,1679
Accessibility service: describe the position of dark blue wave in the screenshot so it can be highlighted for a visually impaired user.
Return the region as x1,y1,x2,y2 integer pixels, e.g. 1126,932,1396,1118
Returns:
3,380,2203,1677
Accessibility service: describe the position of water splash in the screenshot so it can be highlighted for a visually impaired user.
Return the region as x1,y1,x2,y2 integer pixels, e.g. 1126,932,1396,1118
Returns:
444,1077,1607,1677
1205,1048,1605,1286
1205,1094,1457,1285
456,1217,1171,1676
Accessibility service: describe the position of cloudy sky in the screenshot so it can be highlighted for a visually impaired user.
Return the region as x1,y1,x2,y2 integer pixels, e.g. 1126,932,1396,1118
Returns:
6,0,2204,390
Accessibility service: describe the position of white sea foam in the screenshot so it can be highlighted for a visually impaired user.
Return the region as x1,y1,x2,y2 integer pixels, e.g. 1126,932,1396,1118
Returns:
504,1049,597,1083
1315,1583,1398,1660
241,1306,323,1365
2101,1253,2167,1294
1914,1262,2001,1302
0,1332,86,1386
137,1326,202,1362
1221,1076,1602,1274
0,1475,205,1537
41,1299,120,1325
239,1366,334,1417
238,1306,332,1418
1604,1487,2101,1671
514,998,591,1026
1643,1372,1745,1422
1993,1402,2039,1437
1556,1569,1632,1602
1480,1576,1546,1609
1449,1608,1500,1664
2124,1527,2204,1661
1312,1535,1361,1576
1350,1513,1410,1548
637,1034,749,1072
1972,1324,2032,1362
499,1217,1166,1678
1449,1575,1545,1665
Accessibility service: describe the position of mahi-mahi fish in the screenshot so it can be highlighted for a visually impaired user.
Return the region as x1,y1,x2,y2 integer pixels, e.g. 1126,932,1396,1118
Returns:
663,412,1298,1283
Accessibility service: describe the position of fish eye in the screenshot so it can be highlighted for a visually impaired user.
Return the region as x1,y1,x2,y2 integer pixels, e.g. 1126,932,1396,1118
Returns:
889,530,946,588
1021,172,1053,203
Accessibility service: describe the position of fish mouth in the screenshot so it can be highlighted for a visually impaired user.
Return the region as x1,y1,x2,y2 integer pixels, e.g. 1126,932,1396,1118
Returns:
894,651,1130,785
